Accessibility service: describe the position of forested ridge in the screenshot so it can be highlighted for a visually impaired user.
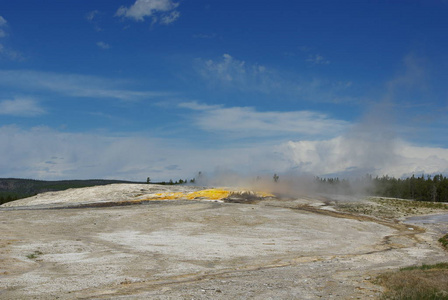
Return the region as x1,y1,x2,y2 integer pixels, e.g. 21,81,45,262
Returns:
0,178,143,204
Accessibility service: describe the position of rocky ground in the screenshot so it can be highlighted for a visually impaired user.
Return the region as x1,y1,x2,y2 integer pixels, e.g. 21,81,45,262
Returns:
1,184,447,299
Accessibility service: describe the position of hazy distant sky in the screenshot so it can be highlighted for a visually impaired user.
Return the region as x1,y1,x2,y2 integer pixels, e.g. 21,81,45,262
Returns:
0,0,447,181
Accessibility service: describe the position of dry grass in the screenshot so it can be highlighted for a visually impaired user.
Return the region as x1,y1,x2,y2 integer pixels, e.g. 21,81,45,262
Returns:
338,198,448,299
378,263,448,299
375,198,448,210
336,197,448,219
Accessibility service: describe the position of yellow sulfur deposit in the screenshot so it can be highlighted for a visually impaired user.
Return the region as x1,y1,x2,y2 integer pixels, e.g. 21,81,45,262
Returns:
141,188,273,201
142,189,230,201
186,189,231,200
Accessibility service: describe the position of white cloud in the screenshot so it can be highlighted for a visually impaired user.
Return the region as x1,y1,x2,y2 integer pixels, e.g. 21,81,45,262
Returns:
0,98,46,116
179,101,349,138
0,70,170,101
116,0,180,24
281,138,448,178
96,41,110,49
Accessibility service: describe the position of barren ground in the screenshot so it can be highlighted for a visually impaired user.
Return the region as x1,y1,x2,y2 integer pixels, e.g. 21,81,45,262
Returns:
1,184,447,299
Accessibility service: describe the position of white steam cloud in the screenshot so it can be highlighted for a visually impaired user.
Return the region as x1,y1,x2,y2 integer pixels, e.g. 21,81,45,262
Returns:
282,101,448,178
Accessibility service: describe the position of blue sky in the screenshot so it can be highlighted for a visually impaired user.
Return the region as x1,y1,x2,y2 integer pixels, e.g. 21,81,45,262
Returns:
0,0,447,181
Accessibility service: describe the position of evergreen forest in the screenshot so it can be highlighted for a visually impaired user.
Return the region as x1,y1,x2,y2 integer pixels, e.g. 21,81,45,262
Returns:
317,174,448,202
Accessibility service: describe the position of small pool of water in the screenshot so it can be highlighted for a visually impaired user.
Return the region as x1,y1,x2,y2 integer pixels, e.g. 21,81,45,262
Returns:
405,213,448,224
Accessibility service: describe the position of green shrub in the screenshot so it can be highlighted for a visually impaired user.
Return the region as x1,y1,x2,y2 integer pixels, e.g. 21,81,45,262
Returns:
26,250,43,259
439,234,448,249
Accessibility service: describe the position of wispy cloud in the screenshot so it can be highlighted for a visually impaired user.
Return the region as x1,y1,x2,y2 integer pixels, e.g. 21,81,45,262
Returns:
200,53,266,83
375,53,444,145
193,33,216,39
0,97,46,116
85,10,103,31
196,53,357,103
0,70,170,101
0,44,23,61
86,10,99,22
298,46,312,52
160,11,180,24
386,54,427,100
96,41,110,49
0,15,7,37
197,53,285,94
0,16,24,61
179,101,349,139
306,54,330,65
116,0,180,24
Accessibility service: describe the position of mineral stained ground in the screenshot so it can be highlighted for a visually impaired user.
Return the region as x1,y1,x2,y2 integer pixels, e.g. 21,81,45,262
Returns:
1,184,447,299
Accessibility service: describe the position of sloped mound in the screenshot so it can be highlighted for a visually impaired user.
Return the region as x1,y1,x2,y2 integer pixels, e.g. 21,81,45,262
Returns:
0,184,275,209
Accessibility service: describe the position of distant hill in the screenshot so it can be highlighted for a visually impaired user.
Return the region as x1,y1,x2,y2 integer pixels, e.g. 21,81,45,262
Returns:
0,178,144,205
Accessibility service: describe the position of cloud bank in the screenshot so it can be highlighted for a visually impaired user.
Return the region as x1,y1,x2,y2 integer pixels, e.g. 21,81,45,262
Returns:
0,125,282,181
1,122,447,182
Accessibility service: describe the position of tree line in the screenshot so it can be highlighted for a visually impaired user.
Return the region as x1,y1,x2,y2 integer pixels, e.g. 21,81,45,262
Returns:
316,174,448,202
2,174,448,205
0,193,22,205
